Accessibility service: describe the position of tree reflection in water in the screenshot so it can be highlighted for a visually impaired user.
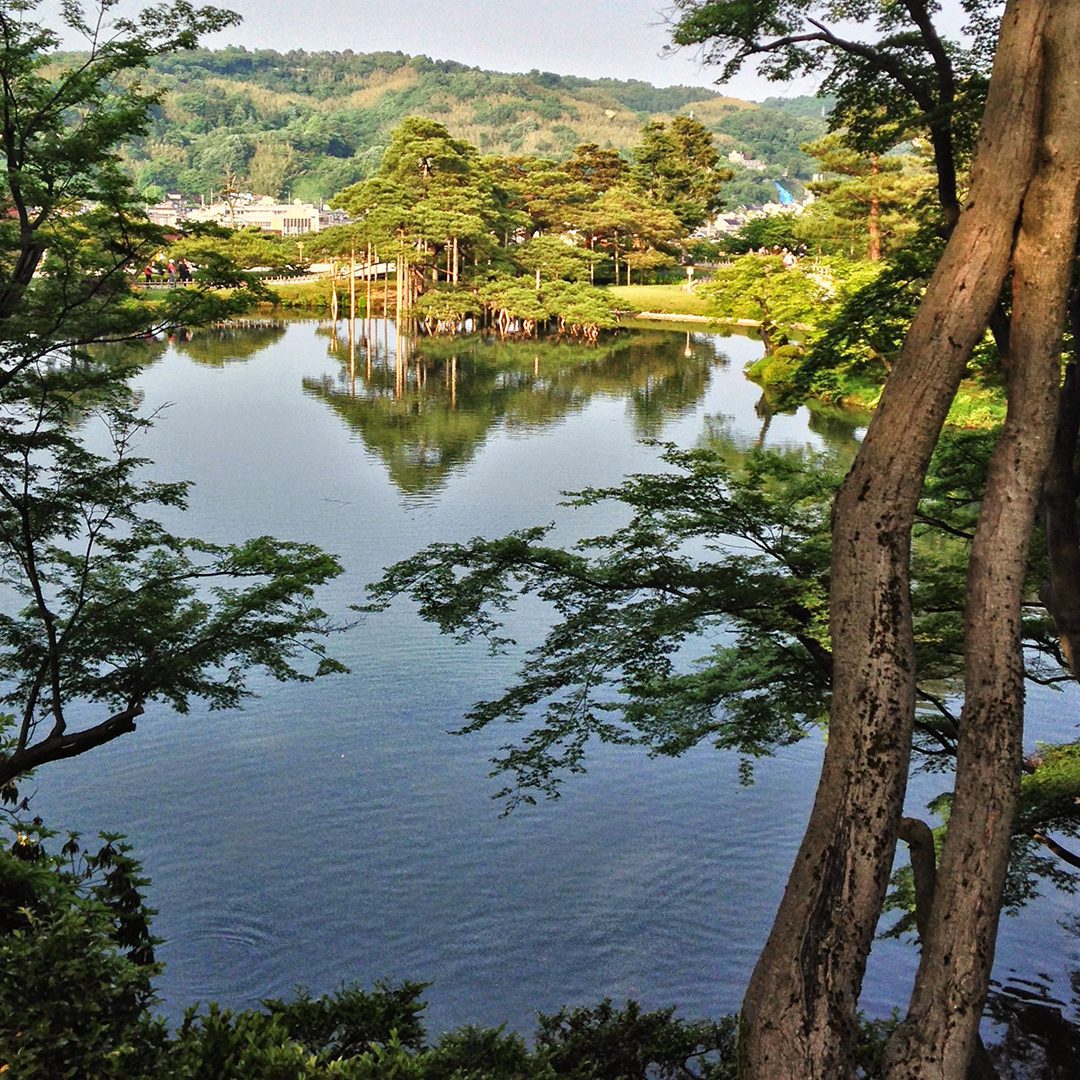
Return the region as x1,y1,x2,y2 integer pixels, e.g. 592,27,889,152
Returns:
300,319,859,496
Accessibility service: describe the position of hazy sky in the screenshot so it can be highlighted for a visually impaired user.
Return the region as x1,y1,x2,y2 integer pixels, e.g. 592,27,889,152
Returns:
51,1,986,101
52,0,823,100
199,1,767,93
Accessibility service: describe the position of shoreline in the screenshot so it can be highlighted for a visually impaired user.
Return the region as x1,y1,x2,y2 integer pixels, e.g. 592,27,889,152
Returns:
630,311,752,325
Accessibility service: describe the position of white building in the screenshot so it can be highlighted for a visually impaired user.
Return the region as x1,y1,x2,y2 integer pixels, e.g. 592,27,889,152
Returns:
146,194,189,228
181,195,349,235
728,150,768,172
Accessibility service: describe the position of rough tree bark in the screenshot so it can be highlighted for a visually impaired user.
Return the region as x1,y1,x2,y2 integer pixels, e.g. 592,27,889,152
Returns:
1041,353,1080,675
882,6,1080,1075
737,4,1050,1076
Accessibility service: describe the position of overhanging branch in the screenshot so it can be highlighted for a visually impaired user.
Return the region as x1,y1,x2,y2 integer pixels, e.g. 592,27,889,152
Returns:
0,703,144,787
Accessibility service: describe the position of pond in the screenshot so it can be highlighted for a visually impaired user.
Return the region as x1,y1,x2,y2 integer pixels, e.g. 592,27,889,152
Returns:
33,318,1079,1042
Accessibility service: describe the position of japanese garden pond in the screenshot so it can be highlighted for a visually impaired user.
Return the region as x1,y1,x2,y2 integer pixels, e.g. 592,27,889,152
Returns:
33,318,1080,1041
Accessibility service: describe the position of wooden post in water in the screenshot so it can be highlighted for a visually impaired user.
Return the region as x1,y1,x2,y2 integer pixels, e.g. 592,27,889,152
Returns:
365,245,374,382
381,246,389,320
349,245,357,384
330,259,338,322
394,325,405,399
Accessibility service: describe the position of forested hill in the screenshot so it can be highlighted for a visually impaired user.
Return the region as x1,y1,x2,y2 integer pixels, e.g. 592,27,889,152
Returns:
98,47,828,204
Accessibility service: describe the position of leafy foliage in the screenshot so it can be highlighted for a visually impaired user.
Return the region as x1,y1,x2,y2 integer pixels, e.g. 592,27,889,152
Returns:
533,1000,737,1080
797,240,941,402
632,116,733,230
365,445,839,804
365,419,1079,866
0,365,346,787
0,820,166,1078
0,1,347,788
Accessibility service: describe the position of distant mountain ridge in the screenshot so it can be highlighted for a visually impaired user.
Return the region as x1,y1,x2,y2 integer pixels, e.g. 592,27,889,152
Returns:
101,47,829,204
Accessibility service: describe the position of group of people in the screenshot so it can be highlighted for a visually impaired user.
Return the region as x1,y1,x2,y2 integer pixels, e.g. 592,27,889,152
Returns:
755,243,808,269
142,257,192,287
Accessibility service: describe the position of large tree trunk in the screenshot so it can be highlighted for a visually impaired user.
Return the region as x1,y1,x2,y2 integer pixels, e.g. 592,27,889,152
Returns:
737,5,1049,1076
882,8,1080,1075
1040,325,1080,674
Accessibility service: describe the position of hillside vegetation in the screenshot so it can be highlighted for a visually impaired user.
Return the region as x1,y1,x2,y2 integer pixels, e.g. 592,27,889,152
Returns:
91,47,827,203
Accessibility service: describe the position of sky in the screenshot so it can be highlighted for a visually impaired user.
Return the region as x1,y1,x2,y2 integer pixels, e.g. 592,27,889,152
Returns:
49,0,985,101
53,0,823,100
199,1,761,93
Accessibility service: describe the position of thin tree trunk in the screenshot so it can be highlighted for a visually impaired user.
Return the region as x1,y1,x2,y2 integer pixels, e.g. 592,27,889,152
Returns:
349,244,356,324
380,247,388,318
868,153,882,262
738,6,1048,1076
396,243,403,318
898,818,938,946
883,8,1080,1075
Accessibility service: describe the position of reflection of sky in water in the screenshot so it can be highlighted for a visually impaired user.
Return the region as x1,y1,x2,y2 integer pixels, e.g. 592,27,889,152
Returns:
33,320,1078,1043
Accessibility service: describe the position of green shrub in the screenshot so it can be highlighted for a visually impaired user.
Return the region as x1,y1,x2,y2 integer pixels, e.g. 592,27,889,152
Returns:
267,281,343,312
0,824,166,1079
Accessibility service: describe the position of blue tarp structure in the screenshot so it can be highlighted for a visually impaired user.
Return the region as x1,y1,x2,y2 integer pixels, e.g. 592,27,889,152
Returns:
773,181,795,206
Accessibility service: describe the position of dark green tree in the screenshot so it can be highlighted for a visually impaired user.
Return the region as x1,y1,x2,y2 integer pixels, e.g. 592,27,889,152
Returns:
631,115,731,230
0,821,166,1078
800,134,932,260
484,154,590,236
0,0,346,790
562,142,628,194
334,118,503,297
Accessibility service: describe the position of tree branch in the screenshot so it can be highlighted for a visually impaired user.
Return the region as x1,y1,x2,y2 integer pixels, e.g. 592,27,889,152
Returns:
1032,831,1080,870
0,702,144,786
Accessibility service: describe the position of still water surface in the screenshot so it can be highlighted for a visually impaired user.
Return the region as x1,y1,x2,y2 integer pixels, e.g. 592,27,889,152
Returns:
35,319,1079,1037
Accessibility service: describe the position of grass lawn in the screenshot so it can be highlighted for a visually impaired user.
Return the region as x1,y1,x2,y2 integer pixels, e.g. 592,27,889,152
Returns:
607,284,714,317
